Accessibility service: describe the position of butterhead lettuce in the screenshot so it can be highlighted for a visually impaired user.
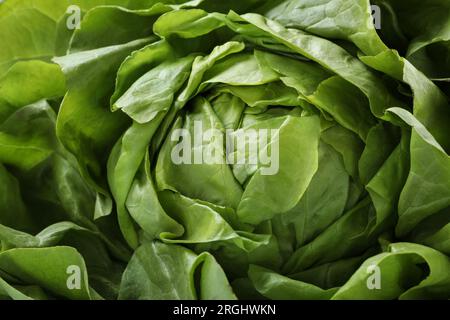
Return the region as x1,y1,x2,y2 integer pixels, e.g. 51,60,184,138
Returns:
0,0,449,300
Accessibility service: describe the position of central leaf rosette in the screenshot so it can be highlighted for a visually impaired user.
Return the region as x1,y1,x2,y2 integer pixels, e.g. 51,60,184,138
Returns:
105,10,401,288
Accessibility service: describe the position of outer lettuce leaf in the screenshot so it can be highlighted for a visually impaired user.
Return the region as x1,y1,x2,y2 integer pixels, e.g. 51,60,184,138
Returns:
265,0,388,56
0,246,91,300
118,241,236,300
332,243,450,300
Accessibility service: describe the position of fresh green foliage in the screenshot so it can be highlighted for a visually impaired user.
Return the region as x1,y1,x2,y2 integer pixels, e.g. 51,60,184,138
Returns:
0,0,449,300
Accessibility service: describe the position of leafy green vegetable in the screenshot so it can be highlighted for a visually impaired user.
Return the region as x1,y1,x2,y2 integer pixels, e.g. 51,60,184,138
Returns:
0,0,449,300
